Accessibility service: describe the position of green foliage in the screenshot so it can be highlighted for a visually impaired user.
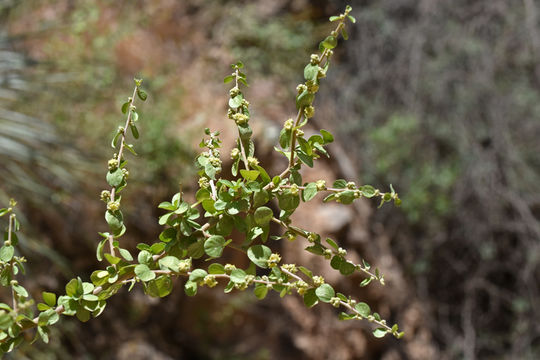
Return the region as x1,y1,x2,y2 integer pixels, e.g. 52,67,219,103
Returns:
0,6,406,354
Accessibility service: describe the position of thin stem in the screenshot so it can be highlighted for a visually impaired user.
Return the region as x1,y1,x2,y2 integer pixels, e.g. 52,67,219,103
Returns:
288,108,304,169
107,85,139,258
8,214,17,312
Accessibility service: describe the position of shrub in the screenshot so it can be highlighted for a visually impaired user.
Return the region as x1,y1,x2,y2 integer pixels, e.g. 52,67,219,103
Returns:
0,6,403,354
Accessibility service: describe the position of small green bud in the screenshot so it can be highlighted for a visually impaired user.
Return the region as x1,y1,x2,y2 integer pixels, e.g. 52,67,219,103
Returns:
203,275,218,288
290,184,299,196
337,247,347,256
287,232,297,242
295,129,304,137
346,181,356,189
330,297,341,308
232,113,249,125
310,54,320,64
307,232,319,243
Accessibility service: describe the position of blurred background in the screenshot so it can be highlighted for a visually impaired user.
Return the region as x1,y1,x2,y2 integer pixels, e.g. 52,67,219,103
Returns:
1,0,539,359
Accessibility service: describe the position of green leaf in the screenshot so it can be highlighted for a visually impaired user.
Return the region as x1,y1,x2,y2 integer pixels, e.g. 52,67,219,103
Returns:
224,75,234,83
134,264,156,282
96,238,107,261
304,64,319,81
254,283,268,299
247,245,272,268
204,235,226,258
65,278,80,297
57,296,78,316
361,185,376,198
326,238,338,250
159,256,181,272
189,269,207,282
130,124,139,139
240,169,259,181
296,90,314,109
277,192,300,211
303,288,319,308
106,168,124,187
104,253,121,265
118,248,133,261
76,308,91,322
42,292,56,307
347,14,356,23
0,245,14,262
339,261,356,275
373,328,387,338
254,206,273,226
333,179,347,188
121,101,130,114
37,326,50,343
341,27,349,40
279,128,291,149
299,266,313,278
136,88,147,101
208,263,225,274
320,129,334,143
355,302,371,317
144,275,173,298
230,269,246,283
184,280,197,296
229,94,243,109
329,15,340,21
0,310,14,330
315,283,335,303
12,284,28,297
321,35,338,49
302,182,318,202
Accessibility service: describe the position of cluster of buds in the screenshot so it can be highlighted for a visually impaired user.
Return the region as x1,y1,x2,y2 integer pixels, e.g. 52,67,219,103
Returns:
247,156,259,167
230,148,240,160
304,106,315,118
108,158,119,171
100,190,111,203
289,184,299,195
337,247,347,256
286,232,297,242
201,275,218,288
313,276,325,287
323,249,333,259
296,84,307,94
330,297,341,308
307,232,319,243
295,280,309,295
267,253,282,268
198,177,209,189
231,112,249,125
224,263,236,274
306,80,319,94
284,118,294,131
281,264,297,273
315,180,326,191
107,200,121,212
310,54,320,65
178,259,191,272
